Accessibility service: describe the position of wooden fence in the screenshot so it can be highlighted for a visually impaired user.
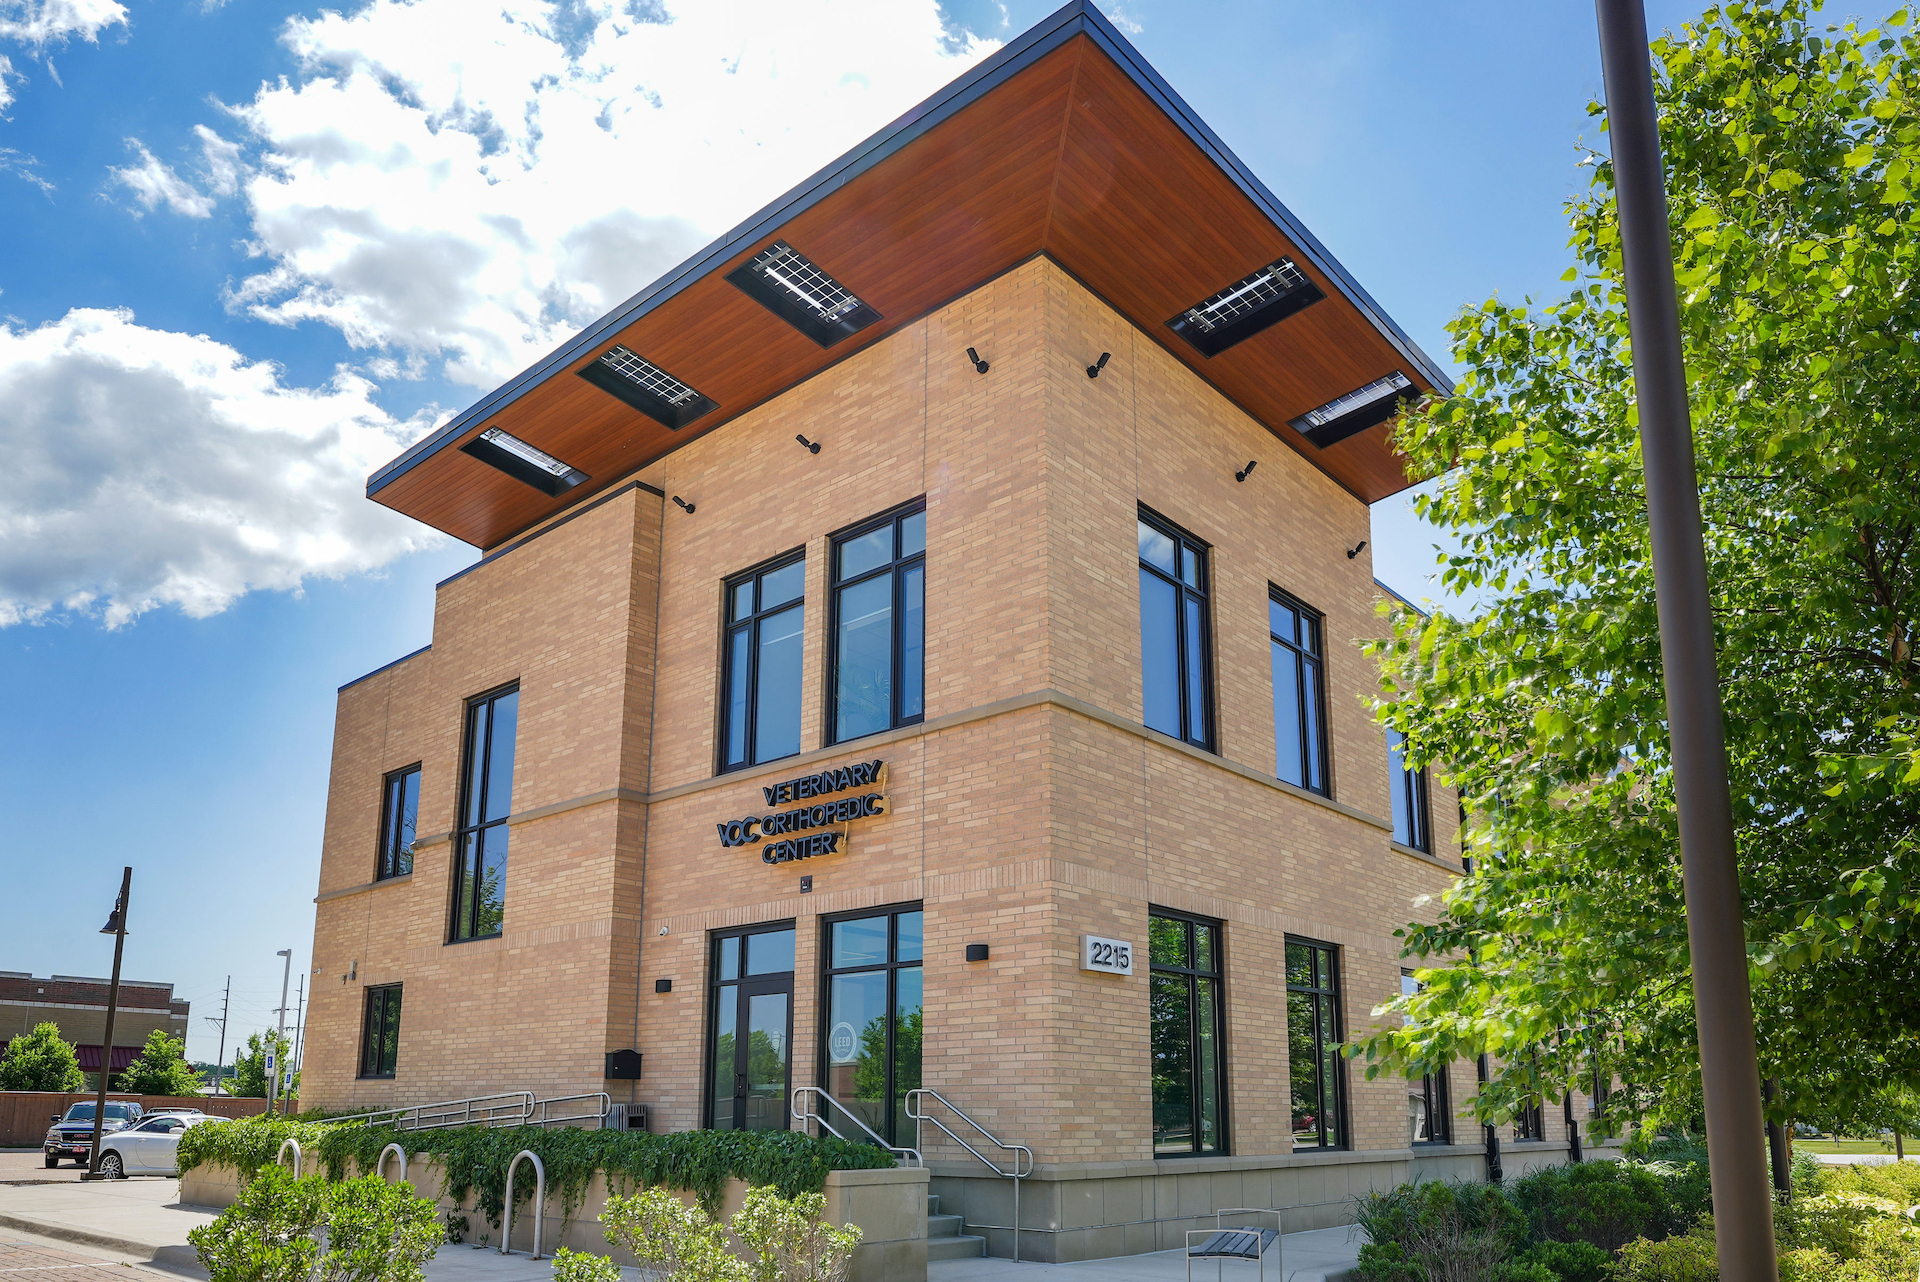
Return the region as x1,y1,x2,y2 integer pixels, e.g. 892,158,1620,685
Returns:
0,1091,292,1147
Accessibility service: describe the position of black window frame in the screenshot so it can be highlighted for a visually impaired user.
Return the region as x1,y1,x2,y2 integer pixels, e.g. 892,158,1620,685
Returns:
1268,586,1330,795
1137,507,1215,752
825,499,927,747
450,682,519,944
358,983,402,1079
1400,969,1450,1146
1515,1098,1547,1142
1387,726,1433,853
718,548,808,774
376,764,421,881
1148,907,1230,1157
703,920,797,1133
1287,936,1347,1151
818,902,924,1149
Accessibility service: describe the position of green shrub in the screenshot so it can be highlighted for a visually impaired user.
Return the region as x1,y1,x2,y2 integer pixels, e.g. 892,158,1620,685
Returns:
1776,1244,1844,1282
1491,1262,1556,1282
1511,1161,1679,1250
1612,1223,1720,1282
1821,1160,1920,1203
600,1186,743,1282
1511,1237,1612,1282
731,1185,861,1282
187,1168,436,1282
1355,1179,1527,1282
1637,1159,1715,1231
550,1248,622,1282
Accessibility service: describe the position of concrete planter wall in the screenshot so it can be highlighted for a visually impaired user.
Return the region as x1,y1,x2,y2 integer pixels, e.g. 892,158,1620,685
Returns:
179,1156,928,1282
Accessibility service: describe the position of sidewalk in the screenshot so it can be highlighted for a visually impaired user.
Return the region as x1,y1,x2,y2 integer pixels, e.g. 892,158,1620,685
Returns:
928,1227,1361,1282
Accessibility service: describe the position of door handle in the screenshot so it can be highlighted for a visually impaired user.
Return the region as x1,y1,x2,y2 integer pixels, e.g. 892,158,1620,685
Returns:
735,1072,747,1097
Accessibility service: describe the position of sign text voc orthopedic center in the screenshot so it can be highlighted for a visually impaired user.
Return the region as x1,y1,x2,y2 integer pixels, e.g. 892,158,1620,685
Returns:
714,760,887,864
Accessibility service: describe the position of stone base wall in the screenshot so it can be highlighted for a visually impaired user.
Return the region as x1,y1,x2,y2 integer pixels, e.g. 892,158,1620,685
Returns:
179,1156,928,1282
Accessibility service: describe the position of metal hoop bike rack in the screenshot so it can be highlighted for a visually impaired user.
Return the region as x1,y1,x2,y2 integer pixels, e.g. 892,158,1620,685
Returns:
790,1087,923,1167
276,1138,302,1177
500,1150,547,1260
904,1089,1032,1262
376,1142,407,1182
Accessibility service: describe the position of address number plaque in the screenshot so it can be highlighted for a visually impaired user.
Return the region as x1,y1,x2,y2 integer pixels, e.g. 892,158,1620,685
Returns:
1080,934,1133,976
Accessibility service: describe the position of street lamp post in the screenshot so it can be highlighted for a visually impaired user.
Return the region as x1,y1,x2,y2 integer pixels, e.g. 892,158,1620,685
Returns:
82,868,131,1182
266,950,291,1114
1593,2,1779,1278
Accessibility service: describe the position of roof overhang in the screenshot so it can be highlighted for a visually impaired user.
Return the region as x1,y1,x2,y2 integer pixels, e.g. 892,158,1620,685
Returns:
368,0,1452,549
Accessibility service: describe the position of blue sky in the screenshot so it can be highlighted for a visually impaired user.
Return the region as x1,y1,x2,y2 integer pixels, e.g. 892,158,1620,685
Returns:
0,0,1704,1063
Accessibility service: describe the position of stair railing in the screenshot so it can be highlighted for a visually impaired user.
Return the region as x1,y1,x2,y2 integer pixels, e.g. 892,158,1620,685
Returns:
905,1089,1032,1262
790,1087,923,1167
325,1091,535,1132
530,1092,611,1128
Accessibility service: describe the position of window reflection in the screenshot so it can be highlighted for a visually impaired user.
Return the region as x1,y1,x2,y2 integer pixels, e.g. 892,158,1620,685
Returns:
830,505,927,745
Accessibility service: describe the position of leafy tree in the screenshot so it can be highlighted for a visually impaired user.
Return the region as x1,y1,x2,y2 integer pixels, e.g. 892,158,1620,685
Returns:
1350,0,1920,1137
0,1021,85,1092
233,1030,296,1100
117,1029,204,1096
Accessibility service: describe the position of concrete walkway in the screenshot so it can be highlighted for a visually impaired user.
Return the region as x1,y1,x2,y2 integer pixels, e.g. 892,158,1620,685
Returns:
928,1226,1360,1282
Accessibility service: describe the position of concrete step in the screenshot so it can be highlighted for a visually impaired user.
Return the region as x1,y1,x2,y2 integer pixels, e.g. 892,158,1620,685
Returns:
926,1194,940,1216
926,1233,988,1262
927,1213,965,1239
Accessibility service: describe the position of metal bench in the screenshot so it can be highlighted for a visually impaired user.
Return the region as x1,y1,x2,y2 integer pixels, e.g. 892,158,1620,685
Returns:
1186,1209,1280,1282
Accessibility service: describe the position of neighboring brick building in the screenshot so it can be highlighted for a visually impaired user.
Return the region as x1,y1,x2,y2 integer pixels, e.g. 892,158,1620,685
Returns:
0,973,191,1075
304,3,1585,1259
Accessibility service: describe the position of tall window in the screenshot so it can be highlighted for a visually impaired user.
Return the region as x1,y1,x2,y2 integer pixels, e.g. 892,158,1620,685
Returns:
376,765,420,880
1138,511,1212,750
358,984,402,1078
1149,910,1226,1155
1287,938,1345,1150
1401,970,1450,1145
1387,727,1431,852
1515,1098,1546,1141
1269,589,1328,793
721,554,806,770
451,685,518,942
822,906,922,1147
830,504,925,744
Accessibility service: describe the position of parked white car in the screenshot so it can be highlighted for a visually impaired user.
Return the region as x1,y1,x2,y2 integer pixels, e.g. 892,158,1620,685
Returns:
95,1111,210,1178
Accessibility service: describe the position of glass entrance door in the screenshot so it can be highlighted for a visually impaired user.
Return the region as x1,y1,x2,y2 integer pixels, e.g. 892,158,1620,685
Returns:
707,925,795,1131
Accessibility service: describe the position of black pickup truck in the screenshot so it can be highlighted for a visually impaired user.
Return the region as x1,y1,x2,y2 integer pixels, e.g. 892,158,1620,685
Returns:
43,1101,145,1167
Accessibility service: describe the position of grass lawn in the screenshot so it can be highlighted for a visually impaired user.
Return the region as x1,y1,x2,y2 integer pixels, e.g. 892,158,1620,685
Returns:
1796,1137,1909,1154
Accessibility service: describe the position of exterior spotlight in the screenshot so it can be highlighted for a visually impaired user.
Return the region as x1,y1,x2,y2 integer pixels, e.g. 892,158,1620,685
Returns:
965,944,990,962
966,347,989,374
1347,540,1368,559
1235,460,1258,483
796,434,821,454
1086,352,1111,379
673,495,696,514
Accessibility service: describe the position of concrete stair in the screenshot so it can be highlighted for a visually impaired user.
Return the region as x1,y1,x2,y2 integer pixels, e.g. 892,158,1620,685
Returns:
925,1194,987,1261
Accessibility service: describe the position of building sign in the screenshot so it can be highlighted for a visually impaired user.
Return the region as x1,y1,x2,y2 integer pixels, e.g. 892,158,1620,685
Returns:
1081,935,1134,975
715,760,888,864
828,1021,858,1064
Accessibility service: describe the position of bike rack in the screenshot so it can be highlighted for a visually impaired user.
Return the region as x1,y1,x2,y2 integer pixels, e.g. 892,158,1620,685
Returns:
376,1142,407,1182
276,1138,302,1177
500,1150,546,1260
790,1087,922,1167
905,1089,1033,1262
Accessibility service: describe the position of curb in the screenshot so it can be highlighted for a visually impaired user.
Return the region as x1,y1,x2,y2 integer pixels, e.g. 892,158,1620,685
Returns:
0,1212,208,1278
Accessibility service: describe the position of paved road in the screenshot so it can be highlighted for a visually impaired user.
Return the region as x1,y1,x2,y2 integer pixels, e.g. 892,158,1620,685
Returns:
0,1150,85,1186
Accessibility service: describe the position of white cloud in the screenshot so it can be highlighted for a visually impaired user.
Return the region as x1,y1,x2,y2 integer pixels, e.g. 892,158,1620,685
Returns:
0,52,14,110
0,308,443,628
226,0,998,386
0,0,128,51
110,140,217,217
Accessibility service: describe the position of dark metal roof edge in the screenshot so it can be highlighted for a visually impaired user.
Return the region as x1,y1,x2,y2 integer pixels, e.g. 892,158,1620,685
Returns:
338,643,432,693
367,0,1449,499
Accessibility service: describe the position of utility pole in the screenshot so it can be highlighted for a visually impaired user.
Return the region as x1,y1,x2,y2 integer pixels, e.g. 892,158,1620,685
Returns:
284,973,305,1116
206,978,231,1098
266,950,291,1114
1594,3,1779,1277
83,868,131,1182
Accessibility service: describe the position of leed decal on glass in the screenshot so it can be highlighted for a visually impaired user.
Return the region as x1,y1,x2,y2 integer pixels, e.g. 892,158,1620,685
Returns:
726,240,882,347
1166,257,1325,357
460,427,589,497
1288,371,1417,448
576,344,718,429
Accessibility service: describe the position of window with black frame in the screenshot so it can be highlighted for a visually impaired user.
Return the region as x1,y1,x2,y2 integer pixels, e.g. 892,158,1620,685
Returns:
1138,512,1213,750
451,684,517,942
1287,938,1345,1150
1149,910,1226,1155
1387,726,1432,853
376,764,420,880
822,906,922,1148
358,984,401,1078
707,924,795,1132
1270,589,1328,793
1401,970,1450,1145
829,504,925,745
720,553,806,771
1515,1098,1547,1141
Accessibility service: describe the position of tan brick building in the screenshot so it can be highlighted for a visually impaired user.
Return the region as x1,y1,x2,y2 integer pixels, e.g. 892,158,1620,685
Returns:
304,4,1584,1260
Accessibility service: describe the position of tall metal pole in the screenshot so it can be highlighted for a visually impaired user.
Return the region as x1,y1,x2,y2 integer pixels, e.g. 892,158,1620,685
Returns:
83,868,131,1181
210,978,230,1098
267,950,291,1114
285,973,305,1116
1594,3,1778,1277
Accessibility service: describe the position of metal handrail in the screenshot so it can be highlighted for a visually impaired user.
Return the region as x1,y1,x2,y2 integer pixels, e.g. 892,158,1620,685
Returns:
500,1150,546,1260
905,1089,1032,1261
790,1087,923,1167
531,1092,612,1128
324,1091,536,1132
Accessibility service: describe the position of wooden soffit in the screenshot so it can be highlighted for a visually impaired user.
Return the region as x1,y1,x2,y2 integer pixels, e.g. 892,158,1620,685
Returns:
368,1,1451,550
